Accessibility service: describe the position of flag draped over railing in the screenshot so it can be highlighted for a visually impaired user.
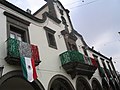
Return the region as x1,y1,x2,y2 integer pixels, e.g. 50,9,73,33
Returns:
6,38,39,82
7,38,20,58
31,45,40,65
60,50,94,66
19,41,38,82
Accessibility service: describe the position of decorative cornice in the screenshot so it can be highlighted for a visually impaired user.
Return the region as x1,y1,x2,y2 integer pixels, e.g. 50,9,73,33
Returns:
0,0,61,24
43,26,56,34
4,11,30,26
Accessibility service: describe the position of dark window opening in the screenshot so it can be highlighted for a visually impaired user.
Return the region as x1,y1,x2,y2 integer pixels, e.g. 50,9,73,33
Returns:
92,79,102,90
68,42,78,51
9,25,29,42
10,27,23,41
50,78,73,90
76,77,91,90
44,26,57,49
48,33,56,47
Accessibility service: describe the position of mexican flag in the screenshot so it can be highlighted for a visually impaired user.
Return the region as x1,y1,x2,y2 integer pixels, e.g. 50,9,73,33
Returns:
20,56,37,82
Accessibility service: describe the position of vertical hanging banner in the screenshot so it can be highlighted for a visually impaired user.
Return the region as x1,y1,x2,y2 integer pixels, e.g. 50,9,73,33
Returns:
31,45,40,64
20,56,37,82
19,41,37,82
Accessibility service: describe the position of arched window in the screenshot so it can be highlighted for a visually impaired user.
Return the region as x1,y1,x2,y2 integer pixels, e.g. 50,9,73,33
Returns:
92,78,102,90
76,77,91,90
48,75,75,90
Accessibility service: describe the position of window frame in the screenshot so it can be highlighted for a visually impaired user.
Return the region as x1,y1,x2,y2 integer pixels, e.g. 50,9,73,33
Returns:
10,30,22,41
61,30,78,51
44,26,57,49
6,17,30,43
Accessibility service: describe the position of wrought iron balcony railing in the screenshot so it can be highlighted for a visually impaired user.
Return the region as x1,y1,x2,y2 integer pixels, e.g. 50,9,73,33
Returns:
59,50,97,79
5,38,41,66
60,50,85,65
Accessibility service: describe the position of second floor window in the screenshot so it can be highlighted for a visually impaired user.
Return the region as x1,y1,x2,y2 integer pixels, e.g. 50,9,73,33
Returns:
44,26,57,49
4,12,30,43
10,29,22,41
8,24,29,42
61,31,78,51
68,42,78,51
5,13,30,43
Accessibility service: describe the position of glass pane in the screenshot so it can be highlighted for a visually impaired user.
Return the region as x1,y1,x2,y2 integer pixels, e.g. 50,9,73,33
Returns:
10,33,15,39
17,35,22,41
48,33,56,46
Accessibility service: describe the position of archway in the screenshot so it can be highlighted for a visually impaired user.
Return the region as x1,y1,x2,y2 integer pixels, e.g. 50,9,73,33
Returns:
76,76,91,90
92,78,102,90
0,70,45,90
48,75,75,90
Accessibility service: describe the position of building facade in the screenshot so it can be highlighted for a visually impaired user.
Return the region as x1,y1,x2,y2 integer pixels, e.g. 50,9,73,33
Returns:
0,0,119,90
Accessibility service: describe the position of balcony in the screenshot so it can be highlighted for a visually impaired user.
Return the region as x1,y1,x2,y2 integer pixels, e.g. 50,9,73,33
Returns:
59,50,97,79
5,38,41,66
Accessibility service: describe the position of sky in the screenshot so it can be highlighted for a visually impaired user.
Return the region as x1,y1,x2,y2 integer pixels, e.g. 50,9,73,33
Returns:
6,0,120,72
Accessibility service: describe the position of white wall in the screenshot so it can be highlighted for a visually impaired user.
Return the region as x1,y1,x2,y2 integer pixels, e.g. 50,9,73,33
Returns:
29,17,77,89
0,3,77,89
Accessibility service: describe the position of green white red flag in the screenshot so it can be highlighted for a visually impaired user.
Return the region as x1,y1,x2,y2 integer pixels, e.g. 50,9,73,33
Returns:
19,41,37,82
20,56,37,82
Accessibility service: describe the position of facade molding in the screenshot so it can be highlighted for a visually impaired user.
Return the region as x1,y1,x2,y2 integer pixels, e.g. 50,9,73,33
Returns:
4,11,30,26
0,0,61,24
